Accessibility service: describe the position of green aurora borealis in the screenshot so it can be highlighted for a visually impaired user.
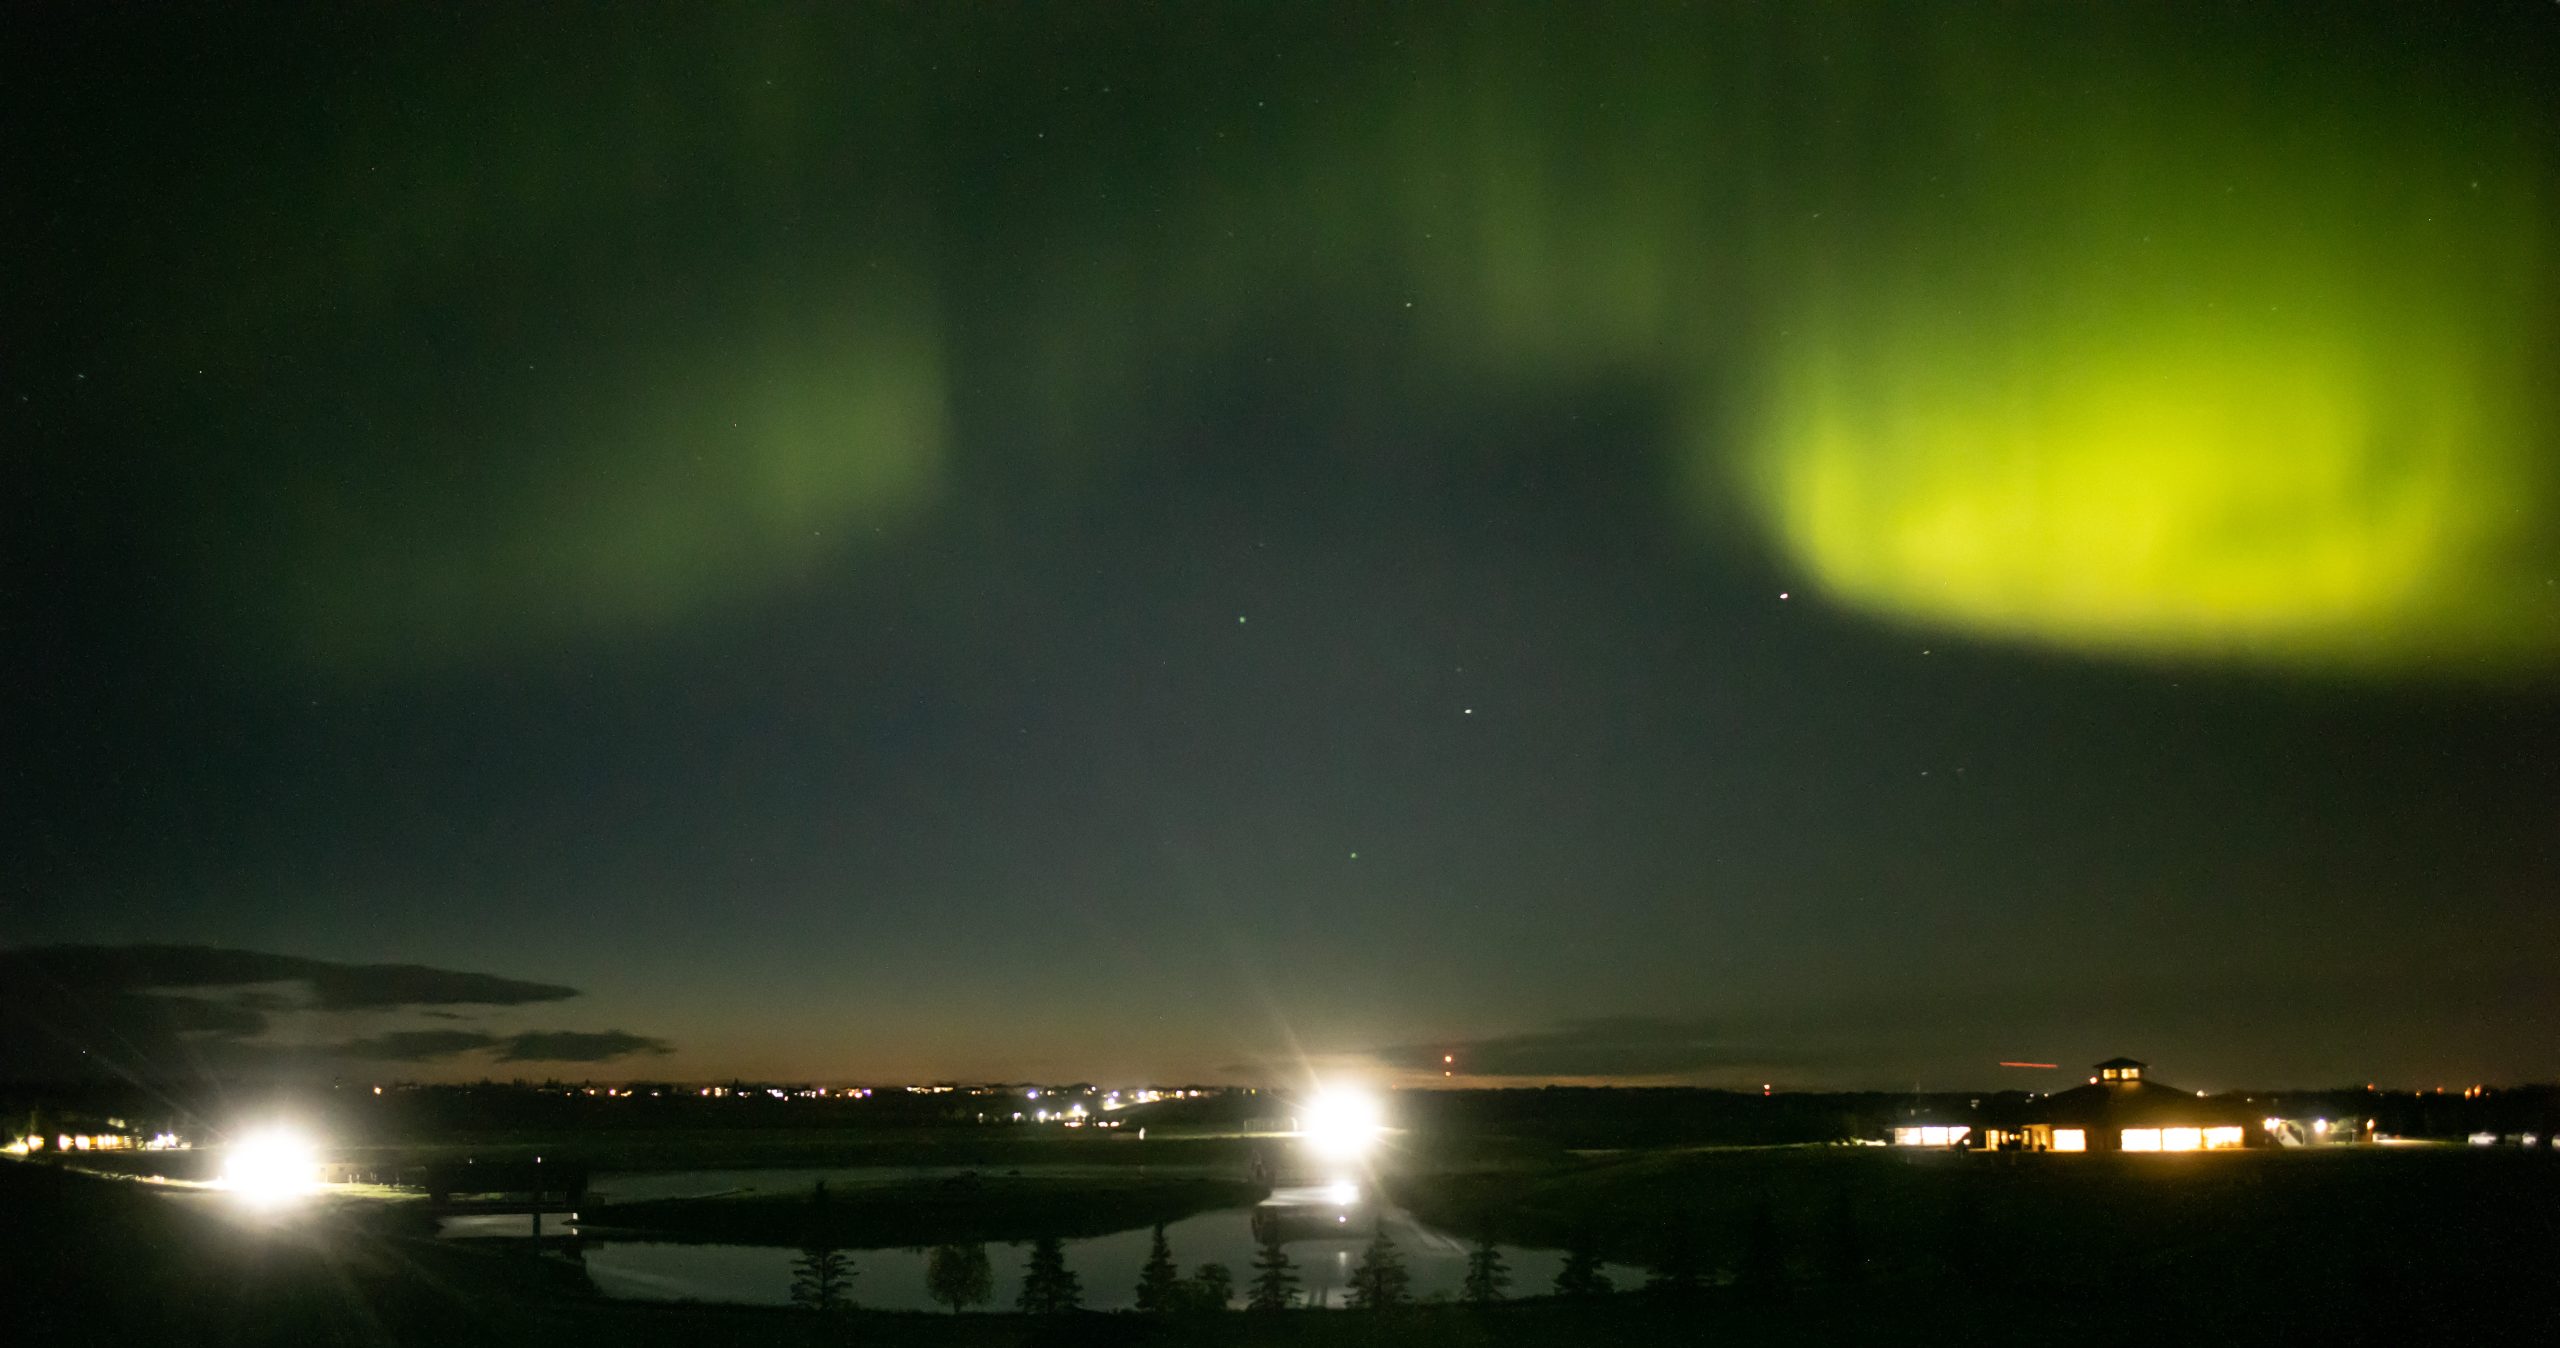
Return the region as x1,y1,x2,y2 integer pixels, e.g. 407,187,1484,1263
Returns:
99,6,2556,675
1740,22,2557,669
17,4,2560,1088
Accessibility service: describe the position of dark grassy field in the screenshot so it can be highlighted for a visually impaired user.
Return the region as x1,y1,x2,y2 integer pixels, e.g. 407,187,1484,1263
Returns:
1396,1143,2560,1340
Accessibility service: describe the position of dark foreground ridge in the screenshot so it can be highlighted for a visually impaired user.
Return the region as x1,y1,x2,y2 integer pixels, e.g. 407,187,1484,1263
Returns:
10,1149,2557,1347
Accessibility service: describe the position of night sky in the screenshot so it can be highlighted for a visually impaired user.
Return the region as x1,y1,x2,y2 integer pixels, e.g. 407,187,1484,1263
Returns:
8,5,2558,1091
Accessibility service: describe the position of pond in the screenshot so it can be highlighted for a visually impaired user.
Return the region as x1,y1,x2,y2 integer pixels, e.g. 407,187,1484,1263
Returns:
440,1176,1642,1310
582,1162,1226,1205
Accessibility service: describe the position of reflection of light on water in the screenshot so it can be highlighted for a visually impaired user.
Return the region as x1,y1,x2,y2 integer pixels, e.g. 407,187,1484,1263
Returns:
437,1212,579,1239
1322,1179,1359,1207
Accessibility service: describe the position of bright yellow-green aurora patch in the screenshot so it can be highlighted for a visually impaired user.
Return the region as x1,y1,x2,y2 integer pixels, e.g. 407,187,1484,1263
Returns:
1740,54,2557,672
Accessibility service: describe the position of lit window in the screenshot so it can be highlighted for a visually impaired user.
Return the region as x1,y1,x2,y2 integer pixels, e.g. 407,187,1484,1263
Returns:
2203,1126,2244,1149
2161,1127,2202,1152
2052,1128,2086,1152
2121,1128,2162,1151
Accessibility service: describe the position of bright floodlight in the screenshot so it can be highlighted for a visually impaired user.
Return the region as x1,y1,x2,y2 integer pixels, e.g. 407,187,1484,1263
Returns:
1322,1178,1361,1206
221,1126,321,1203
1300,1087,1385,1161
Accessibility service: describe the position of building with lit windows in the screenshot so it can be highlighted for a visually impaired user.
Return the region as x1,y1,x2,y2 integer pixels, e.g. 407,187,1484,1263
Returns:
1998,1057,2251,1152
1891,1057,2255,1153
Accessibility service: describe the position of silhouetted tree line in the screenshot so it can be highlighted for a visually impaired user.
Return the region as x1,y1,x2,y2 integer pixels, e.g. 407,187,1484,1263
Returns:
781,1188,1902,1318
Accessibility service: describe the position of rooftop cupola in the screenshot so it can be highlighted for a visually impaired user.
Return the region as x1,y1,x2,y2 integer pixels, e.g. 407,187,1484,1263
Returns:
2093,1056,2147,1084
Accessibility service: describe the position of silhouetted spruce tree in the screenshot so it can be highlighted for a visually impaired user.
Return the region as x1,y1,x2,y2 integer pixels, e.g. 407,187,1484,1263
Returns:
1736,1199,1786,1302
1554,1234,1615,1299
787,1179,856,1313
926,1242,993,1314
1135,1222,1181,1312
1644,1225,1704,1300
1016,1234,1083,1314
1345,1229,1413,1310
789,1245,856,1313
1821,1190,1867,1285
1190,1262,1234,1311
1247,1228,1301,1310
1461,1236,1510,1305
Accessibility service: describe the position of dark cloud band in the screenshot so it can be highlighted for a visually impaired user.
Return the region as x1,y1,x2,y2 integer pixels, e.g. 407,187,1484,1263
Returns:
0,944,663,1081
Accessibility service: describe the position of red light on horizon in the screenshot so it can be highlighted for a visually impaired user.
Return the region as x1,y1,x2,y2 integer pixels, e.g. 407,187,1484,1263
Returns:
1997,1061,2060,1069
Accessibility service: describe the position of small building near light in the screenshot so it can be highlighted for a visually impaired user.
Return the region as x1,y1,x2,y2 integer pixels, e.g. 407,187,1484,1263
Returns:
2255,1110,2375,1147
1891,1122,1974,1149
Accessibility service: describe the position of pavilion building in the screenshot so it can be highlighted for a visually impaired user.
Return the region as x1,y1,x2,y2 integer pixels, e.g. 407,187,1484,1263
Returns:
1895,1057,2253,1152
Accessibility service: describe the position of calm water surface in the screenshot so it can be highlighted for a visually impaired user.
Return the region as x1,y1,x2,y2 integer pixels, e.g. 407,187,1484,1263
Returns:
440,1175,1640,1310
